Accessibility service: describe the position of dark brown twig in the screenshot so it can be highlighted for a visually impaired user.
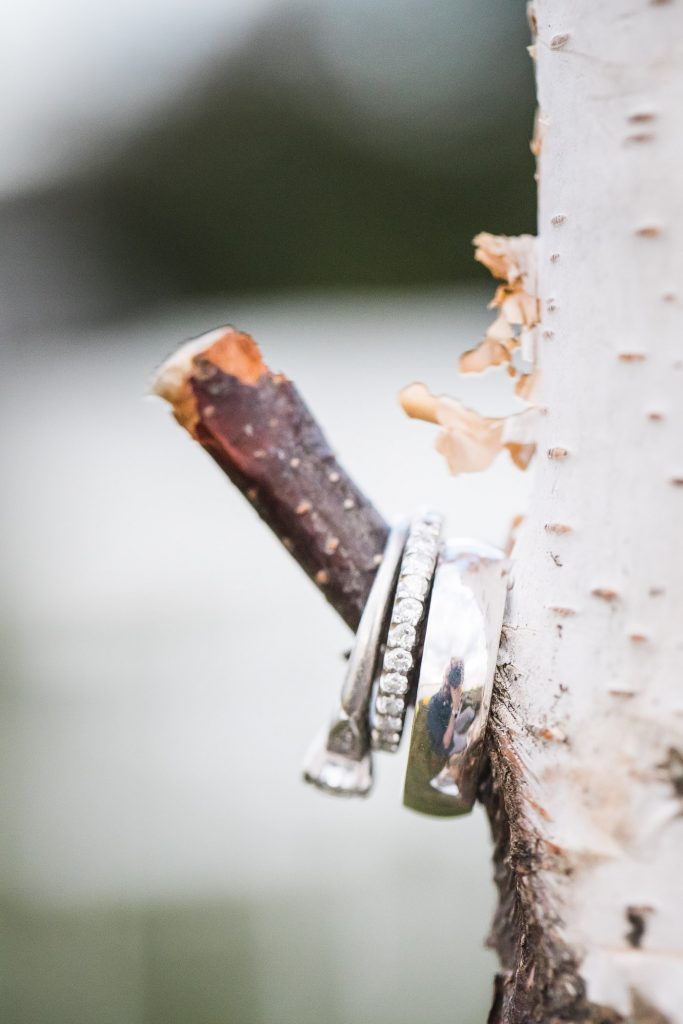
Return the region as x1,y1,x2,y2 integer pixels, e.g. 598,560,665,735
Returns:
154,326,389,631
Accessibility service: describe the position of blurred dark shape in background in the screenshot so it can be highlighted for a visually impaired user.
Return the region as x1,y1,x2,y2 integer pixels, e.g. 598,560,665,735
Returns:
0,0,534,335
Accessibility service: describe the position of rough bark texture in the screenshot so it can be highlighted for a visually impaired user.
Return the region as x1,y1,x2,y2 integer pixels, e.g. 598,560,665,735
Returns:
153,326,388,631
482,3,683,1021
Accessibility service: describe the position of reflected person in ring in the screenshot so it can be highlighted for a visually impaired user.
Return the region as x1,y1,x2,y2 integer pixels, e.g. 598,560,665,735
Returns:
426,659,475,758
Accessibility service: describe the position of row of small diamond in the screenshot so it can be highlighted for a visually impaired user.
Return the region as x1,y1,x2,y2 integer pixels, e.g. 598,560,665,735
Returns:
371,513,442,752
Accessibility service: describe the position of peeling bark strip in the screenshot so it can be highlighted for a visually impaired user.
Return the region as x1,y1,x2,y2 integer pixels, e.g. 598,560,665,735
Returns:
398,231,544,477
399,381,538,475
154,327,388,631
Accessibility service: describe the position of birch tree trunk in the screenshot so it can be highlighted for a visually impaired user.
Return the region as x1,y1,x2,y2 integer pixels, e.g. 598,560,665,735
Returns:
484,3,683,1021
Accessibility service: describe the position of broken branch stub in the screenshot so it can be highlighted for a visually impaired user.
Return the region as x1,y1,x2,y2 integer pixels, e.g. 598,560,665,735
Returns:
154,327,389,632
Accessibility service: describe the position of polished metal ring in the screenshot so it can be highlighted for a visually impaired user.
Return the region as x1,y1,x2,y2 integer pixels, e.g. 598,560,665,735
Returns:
403,538,509,816
302,520,409,796
371,511,442,752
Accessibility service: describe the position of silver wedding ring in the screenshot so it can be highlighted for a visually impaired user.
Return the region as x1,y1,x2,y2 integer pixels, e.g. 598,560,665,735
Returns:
371,511,442,752
302,520,409,796
402,539,509,816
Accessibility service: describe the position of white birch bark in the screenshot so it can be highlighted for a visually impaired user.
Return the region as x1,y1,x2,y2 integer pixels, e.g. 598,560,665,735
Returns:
489,2,683,1020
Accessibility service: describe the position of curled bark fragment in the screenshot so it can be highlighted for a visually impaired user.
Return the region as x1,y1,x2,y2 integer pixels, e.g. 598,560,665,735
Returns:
474,232,536,285
459,234,540,380
515,371,540,403
492,285,539,329
400,382,538,475
460,337,516,374
154,326,388,631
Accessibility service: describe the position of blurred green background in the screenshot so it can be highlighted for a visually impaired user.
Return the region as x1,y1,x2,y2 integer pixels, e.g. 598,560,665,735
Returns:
0,0,534,335
1,2,535,1022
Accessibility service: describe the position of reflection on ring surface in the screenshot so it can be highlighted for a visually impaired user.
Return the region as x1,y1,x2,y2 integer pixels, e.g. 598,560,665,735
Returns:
404,539,509,816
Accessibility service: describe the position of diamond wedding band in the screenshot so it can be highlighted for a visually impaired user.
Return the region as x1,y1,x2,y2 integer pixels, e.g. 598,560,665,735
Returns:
371,511,442,752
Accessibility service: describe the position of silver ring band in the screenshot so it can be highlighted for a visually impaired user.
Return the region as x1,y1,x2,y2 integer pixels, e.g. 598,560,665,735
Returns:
403,538,509,816
371,511,442,752
302,520,409,796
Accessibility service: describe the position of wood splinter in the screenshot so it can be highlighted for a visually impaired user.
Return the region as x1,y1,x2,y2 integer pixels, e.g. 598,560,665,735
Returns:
153,326,388,631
